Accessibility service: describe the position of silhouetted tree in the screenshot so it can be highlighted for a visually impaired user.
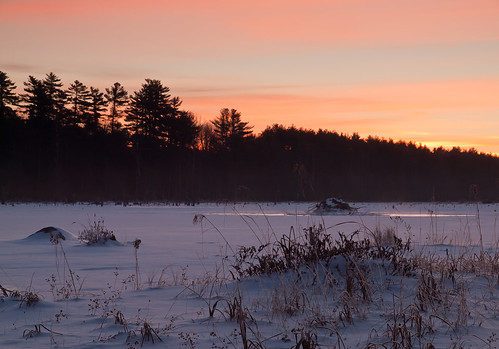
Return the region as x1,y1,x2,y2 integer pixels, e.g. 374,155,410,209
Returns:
67,80,91,127
211,108,230,147
198,121,216,151
167,111,200,148
212,108,252,149
105,82,128,132
0,71,18,119
43,73,66,122
87,87,107,132
126,79,180,143
40,73,67,181
22,76,51,120
2,70,499,203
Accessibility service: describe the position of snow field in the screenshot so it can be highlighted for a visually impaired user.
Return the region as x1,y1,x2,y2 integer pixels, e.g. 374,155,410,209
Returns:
1,202,498,348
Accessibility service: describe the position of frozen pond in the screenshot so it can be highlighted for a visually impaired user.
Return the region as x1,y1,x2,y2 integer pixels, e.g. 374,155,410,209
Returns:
1,201,498,286
1,201,497,245
1,201,499,349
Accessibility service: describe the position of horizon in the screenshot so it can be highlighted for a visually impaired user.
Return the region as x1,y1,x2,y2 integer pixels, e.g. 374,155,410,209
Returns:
1,0,499,154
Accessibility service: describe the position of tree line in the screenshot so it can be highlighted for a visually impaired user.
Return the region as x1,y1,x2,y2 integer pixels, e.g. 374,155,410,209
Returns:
1,71,498,203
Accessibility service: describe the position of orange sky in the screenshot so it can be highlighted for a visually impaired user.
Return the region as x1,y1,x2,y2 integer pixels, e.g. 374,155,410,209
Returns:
1,0,499,154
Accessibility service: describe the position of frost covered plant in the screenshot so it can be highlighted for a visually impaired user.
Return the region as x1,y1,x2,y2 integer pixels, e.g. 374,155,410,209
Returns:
22,324,62,339
10,290,40,308
140,321,162,345
178,331,198,348
293,329,319,349
5,273,39,308
88,276,125,318
46,273,83,300
182,271,227,318
78,215,116,245
125,320,163,347
271,278,308,316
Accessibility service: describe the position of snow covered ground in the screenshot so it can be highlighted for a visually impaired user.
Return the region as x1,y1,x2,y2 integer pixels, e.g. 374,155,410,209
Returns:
0,202,498,348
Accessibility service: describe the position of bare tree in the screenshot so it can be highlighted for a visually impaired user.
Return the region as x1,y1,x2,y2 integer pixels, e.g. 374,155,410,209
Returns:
198,121,216,151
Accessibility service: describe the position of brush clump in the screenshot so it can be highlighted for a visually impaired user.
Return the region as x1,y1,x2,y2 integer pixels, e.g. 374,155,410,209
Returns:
78,216,117,245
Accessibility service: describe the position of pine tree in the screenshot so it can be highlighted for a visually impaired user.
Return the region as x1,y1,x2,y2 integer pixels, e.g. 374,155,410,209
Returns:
211,108,252,149
167,110,199,148
212,108,230,147
104,82,128,133
22,76,50,120
43,72,66,122
87,87,107,132
126,79,178,142
67,80,91,127
0,71,18,120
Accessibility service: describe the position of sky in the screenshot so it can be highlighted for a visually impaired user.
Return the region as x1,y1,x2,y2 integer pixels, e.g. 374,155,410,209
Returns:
1,0,499,154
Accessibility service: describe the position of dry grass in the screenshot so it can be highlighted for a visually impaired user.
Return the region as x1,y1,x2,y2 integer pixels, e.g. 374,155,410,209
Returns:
78,215,116,245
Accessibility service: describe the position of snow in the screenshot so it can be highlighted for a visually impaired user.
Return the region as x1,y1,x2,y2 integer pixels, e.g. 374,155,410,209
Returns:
25,227,78,242
0,202,498,348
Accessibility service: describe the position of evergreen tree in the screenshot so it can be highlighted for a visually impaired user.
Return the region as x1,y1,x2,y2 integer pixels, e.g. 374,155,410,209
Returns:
22,76,51,120
43,72,66,122
67,80,91,127
167,110,200,148
42,73,66,177
126,79,179,143
212,108,230,147
87,87,107,132
212,108,252,149
105,82,128,132
0,71,18,119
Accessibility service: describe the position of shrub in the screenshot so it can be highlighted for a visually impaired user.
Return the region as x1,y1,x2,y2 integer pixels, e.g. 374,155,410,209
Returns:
9,289,40,307
78,216,116,245
232,226,377,278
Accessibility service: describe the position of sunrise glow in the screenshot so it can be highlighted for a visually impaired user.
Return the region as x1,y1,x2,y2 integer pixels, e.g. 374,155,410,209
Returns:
1,0,498,154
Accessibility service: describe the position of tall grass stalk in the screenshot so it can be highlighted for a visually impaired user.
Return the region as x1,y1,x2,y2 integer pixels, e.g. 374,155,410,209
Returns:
50,232,80,299
134,239,141,290
476,203,483,251
193,214,235,255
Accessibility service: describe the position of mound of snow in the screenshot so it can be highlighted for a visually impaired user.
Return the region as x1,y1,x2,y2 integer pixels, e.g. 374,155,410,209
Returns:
24,226,77,242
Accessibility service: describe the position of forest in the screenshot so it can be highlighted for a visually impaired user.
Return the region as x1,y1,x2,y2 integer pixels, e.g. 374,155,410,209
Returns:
1,71,498,203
